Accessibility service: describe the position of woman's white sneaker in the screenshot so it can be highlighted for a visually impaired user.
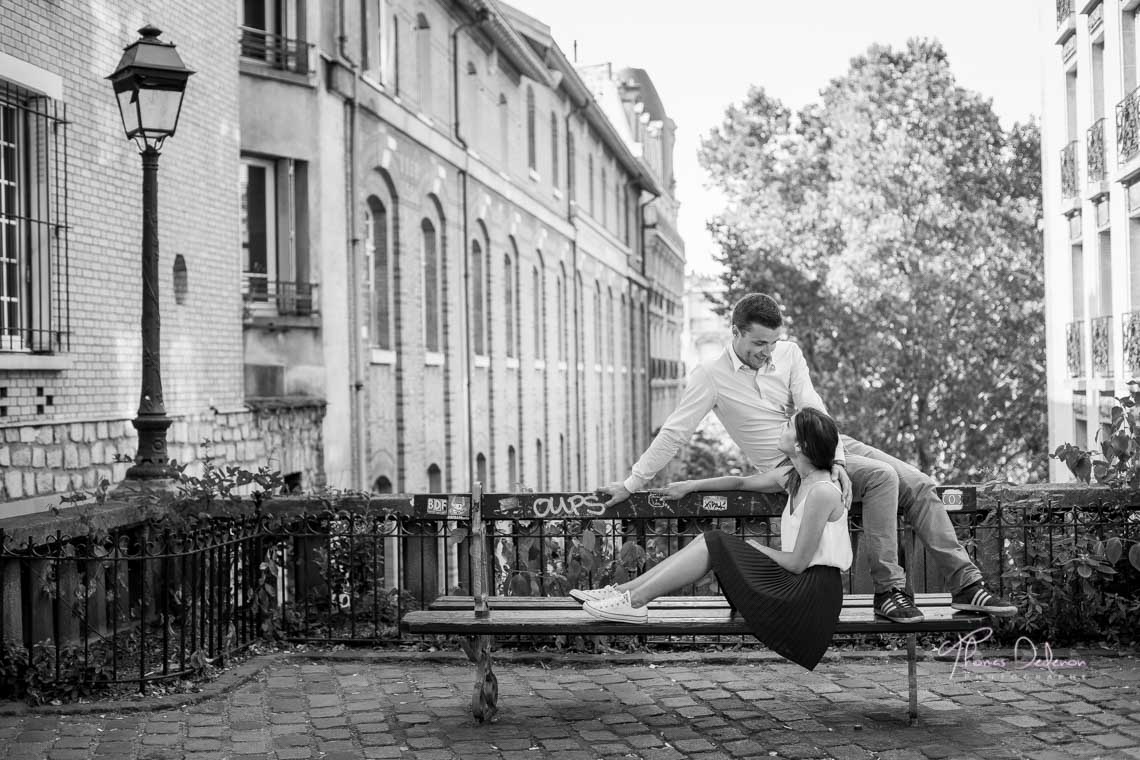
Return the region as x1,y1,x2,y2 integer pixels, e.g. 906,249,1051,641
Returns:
582,590,648,623
569,585,620,603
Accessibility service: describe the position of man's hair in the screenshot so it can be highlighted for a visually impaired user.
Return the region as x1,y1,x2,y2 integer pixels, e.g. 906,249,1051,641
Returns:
793,407,839,472
731,293,783,331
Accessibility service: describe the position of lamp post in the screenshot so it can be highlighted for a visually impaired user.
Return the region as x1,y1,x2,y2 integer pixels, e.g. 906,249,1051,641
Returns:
107,25,194,481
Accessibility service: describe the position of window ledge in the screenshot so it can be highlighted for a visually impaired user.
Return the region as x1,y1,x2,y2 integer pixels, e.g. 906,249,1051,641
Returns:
425,351,445,366
370,348,396,365
533,359,546,371
474,354,490,368
0,353,73,372
238,59,316,88
553,187,563,200
557,361,568,372
529,168,541,183
506,357,520,369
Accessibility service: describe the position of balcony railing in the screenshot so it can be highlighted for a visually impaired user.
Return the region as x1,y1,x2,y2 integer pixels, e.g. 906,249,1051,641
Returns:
1061,141,1079,199
1088,118,1106,183
243,277,319,317
1091,315,1113,378
1124,311,1140,378
1057,0,1073,27
1067,320,1085,378
1117,85,1140,166
239,26,312,75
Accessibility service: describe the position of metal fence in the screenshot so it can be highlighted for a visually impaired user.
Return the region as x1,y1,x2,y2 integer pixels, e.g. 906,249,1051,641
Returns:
1,487,1137,702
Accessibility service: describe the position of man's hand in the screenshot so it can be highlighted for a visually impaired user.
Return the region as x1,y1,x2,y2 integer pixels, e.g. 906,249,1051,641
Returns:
650,481,694,500
830,464,853,509
596,482,631,508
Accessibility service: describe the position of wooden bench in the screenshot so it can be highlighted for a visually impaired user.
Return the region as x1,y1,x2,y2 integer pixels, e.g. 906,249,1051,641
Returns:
400,486,990,725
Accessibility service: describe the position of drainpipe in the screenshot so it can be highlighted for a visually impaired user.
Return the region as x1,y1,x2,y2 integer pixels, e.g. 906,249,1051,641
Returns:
339,1,364,489
565,97,588,487
637,187,660,456
453,8,489,490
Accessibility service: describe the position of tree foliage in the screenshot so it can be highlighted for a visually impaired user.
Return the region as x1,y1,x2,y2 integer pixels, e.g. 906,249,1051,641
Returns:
699,39,1046,482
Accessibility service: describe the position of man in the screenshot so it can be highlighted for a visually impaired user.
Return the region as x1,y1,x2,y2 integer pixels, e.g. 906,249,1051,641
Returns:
599,293,1016,622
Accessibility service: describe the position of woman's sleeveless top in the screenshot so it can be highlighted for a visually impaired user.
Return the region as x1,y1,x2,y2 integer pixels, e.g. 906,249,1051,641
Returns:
780,480,853,571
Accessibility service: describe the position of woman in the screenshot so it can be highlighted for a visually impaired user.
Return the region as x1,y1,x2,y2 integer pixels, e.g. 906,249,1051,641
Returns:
576,407,852,670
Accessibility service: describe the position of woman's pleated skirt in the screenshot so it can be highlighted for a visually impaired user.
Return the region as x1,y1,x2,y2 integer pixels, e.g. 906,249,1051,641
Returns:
704,529,843,670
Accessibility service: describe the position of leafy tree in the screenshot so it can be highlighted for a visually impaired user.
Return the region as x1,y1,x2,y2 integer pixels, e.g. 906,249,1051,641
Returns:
698,39,1046,482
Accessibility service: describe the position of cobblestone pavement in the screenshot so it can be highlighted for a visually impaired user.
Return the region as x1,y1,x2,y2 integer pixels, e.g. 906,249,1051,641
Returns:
0,653,1137,760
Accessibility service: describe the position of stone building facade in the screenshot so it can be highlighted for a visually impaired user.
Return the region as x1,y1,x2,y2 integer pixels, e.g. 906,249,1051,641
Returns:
1043,1,1140,478
240,0,683,494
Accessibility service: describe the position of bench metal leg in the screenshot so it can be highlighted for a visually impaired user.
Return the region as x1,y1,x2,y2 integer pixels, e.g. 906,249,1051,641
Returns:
459,634,499,723
906,632,918,726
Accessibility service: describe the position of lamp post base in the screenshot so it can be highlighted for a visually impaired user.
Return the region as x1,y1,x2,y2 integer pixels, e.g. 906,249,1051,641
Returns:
110,476,179,499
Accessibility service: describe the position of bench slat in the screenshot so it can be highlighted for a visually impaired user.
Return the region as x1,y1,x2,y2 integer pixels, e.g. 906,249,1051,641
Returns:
401,606,988,636
426,593,956,611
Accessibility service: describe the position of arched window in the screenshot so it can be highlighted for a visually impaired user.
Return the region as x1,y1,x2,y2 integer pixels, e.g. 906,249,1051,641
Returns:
504,251,515,358
601,167,608,227
594,281,603,364
427,464,442,492
526,86,536,170
415,13,432,113
471,239,485,356
623,185,631,245
607,287,615,365
559,433,567,490
533,253,545,361
476,453,487,489
372,476,393,494
422,217,441,352
556,266,567,360
535,439,545,490
390,14,400,94
587,154,595,215
567,132,576,198
366,195,391,349
620,293,628,368
507,445,518,489
550,112,559,187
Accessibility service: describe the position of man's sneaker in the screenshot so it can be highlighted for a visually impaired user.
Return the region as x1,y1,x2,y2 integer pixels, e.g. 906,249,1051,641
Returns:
952,582,1018,617
874,588,925,623
582,590,648,624
569,585,620,603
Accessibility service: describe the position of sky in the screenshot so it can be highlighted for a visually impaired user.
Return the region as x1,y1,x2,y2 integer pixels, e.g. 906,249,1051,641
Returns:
505,0,1046,275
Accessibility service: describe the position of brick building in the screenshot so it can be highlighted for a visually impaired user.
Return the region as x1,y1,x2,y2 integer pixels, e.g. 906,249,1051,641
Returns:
0,2,322,518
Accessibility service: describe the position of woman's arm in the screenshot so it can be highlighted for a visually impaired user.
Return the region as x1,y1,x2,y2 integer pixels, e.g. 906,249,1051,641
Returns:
652,467,791,500
751,485,842,574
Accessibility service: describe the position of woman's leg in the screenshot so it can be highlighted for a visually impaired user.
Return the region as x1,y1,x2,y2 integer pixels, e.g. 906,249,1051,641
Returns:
615,532,713,608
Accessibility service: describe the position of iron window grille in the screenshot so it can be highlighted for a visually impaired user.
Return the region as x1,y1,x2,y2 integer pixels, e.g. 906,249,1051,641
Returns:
0,79,69,354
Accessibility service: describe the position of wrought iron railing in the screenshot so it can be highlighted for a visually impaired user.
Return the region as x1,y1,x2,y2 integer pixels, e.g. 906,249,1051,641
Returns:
1118,85,1140,166
1,488,1138,702
1061,141,1079,199
1092,315,1113,377
1088,118,1106,183
242,277,319,317
1068,320,1086,377
1057,0,1074,26
239,26,312,75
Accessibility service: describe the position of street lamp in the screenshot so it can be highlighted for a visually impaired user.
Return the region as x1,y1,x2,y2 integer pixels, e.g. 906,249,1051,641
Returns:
107,25,194,481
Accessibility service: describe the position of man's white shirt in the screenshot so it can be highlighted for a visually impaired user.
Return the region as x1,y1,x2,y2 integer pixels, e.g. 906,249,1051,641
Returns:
623,341,837,493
